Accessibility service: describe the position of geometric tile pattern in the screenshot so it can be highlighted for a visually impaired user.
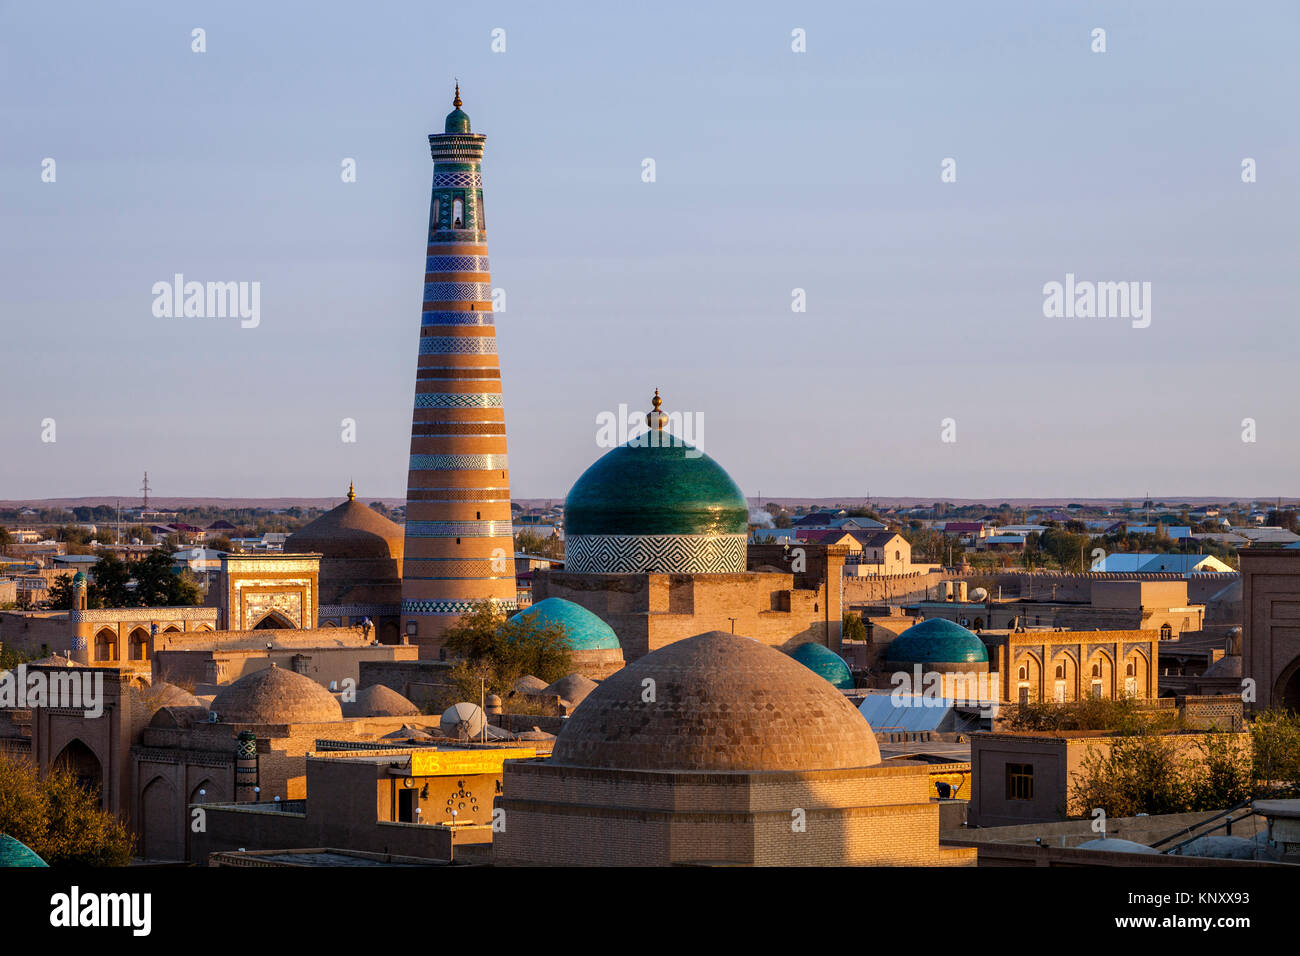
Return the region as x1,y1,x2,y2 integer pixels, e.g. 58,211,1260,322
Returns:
409,454,508,471
413,392,504,408
404,520,514,537
564,533,748,574
421,310,495,327
418,336,497,354
432,171,482,188
426,255,490,272
402,598,517,616
423,281,493,301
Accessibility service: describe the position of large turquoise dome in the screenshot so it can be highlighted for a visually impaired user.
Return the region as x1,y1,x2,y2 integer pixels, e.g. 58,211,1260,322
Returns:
791,642,854,690
512,598,621,651
884,618,988,665
564,393,749,574
565,441,748,537
0,834,47,867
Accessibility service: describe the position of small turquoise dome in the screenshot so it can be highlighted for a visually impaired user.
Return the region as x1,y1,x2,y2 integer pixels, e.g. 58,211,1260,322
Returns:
511,598,620,651
444,84,470,133
72,571,86,585
791,642,854,690
0,834,48,867
884,618,988,665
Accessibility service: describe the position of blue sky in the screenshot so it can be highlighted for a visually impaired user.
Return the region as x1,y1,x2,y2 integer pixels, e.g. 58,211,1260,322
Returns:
2,1,1297,501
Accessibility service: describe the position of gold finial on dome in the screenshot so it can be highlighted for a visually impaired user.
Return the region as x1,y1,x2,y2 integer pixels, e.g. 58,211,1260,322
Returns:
453,82,462,109
347,480,356,502
645,388,668,430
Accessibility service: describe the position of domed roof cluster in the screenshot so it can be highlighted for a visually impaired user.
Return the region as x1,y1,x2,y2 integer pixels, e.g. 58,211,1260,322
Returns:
511,598,621,651
791,642,854,690
550,631,881,772
884,618,988,665
210,665,343,724
284,484,404,562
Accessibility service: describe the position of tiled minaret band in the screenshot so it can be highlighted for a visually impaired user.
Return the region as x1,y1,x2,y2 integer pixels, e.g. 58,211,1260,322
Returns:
400,86,516,654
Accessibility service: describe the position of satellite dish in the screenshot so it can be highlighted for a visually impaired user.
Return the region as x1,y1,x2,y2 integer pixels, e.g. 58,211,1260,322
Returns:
970,587,989,602
207,711,219,723
440,702,486,741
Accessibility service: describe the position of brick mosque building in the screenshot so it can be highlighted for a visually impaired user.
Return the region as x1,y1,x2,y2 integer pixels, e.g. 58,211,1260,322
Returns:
399,86,517,654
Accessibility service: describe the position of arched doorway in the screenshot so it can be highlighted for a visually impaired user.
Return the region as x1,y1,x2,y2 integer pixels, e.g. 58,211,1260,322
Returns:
253,610,294,630
1276,658,1300,712
54,739,104,806
140,777,181,861
128,626,150,661
94,628,118,663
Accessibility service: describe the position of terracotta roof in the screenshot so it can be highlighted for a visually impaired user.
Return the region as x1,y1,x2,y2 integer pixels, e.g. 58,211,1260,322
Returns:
550,631,881,773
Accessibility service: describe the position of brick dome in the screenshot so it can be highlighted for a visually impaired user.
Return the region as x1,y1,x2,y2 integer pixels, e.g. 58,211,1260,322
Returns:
342,684,420,718
550,631,881,772
210,664,342,724
285,491,404,562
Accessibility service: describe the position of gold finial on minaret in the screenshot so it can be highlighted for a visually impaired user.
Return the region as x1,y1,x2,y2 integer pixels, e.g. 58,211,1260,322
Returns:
645,388,668,430
347,480,356,502
453,82,462,109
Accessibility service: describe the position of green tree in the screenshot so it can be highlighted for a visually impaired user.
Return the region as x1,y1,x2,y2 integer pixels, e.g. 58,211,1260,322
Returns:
0,755,133,866
1070,732,1189,818
1187,733,1252,811
130,549,202,607
1250,709,1300,795
842,611,866,642
441,601,573,699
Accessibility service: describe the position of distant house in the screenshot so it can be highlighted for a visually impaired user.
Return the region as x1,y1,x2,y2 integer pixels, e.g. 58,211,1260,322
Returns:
798,530,913,576
790,512,885,531
941,522,985,543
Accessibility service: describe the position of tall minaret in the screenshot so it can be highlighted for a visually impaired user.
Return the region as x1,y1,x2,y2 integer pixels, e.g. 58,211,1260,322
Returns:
400,86,516,655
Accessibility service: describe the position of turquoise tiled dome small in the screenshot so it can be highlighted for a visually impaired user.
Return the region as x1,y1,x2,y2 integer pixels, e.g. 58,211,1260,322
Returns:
512,598,621,651
884,618,988,665
791,642,854,690
0,834,48,867
72,571,86,584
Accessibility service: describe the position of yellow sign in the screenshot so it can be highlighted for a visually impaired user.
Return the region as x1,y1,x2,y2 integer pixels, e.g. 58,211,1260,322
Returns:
410,747,536,777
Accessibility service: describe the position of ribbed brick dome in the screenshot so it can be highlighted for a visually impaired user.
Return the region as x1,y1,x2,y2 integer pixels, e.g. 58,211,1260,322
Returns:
285,492,404,562
210,664,342,724
550,631,881,772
